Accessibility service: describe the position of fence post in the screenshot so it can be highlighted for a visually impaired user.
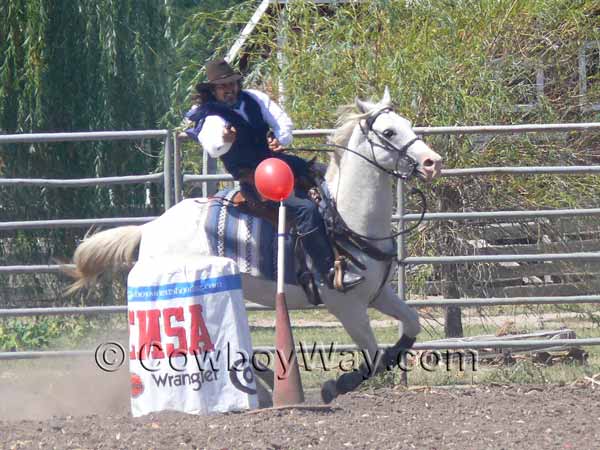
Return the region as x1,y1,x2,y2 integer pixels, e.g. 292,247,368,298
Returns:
163,132,173,210
202,148,218,197
396,180,409,386
397,180,407,301
438,184,464,338
174,134,183,203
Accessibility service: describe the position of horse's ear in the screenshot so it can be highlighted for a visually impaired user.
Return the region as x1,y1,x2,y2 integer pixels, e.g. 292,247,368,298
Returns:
382,86,392,106
355,97,370,114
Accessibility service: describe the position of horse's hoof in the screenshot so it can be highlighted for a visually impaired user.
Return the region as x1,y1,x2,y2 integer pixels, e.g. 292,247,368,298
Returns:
336,370,367,395
321,379,338,404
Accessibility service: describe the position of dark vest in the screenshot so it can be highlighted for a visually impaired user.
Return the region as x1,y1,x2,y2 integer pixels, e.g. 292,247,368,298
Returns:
185,91,272,179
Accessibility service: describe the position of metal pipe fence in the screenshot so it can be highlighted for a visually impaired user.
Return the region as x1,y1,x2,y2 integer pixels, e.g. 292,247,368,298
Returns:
176,123,600,288
4,294,600,318
0,131,171,279
2,123,600,360
290,122,600,138
0,217,156,231
4,338,600,361
0,173,164,187
0,129,172,210
398,207,600,222
0,130,170,144
175,121,600,353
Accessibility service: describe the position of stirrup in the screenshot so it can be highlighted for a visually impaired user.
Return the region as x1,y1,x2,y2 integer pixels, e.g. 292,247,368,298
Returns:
327,259,364,293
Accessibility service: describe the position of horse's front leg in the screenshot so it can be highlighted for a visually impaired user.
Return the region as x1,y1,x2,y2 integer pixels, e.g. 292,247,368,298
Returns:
321,286,420,404
367,285,421,381
371,285,421,339
319,294,382,403
324,293,379,357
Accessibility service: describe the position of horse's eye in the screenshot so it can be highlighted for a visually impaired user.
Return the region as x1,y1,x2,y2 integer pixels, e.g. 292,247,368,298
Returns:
383,129,395,138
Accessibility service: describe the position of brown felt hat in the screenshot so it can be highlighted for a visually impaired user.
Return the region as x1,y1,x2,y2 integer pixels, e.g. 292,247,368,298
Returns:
199,58,242,88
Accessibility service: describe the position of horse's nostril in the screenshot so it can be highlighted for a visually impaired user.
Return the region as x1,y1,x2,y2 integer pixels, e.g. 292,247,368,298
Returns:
423,159,434,168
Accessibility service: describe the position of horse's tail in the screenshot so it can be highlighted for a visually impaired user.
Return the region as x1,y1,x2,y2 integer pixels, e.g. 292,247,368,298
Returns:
65,225,142,294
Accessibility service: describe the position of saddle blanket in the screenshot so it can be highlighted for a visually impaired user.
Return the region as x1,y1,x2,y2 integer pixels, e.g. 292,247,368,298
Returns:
204,189,298,286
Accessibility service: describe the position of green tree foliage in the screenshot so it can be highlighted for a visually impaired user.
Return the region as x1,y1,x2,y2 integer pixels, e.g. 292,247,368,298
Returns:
166,0,248,125
0,0,173,232
179,0,599,206
0,0,173,210
0,0,599,306
173,0,600,301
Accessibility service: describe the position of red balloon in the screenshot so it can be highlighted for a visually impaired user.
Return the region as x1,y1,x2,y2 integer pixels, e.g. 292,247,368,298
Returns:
254,158,295,201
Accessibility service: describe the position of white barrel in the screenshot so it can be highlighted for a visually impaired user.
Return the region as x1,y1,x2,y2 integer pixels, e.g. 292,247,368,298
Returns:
127,256,258,417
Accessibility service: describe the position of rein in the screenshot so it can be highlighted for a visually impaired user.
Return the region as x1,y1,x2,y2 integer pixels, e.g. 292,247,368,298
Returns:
322,185,427,247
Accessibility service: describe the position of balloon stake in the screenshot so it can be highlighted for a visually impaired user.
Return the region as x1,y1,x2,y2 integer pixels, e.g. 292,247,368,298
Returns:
254,158,304,406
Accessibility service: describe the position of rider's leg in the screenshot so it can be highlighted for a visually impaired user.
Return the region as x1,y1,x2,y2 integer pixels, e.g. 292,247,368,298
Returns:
283,188,364,292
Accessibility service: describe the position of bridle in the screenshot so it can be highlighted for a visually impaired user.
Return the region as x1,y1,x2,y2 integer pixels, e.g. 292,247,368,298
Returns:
292,106,423,182
334,106,428,243
290,106,428,248
359,106,421,181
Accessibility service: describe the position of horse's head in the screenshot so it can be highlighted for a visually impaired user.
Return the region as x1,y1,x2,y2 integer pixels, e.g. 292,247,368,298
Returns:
355,88,443,182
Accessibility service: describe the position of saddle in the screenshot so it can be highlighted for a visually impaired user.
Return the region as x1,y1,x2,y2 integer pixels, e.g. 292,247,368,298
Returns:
220,158,398,305
230,162,354,306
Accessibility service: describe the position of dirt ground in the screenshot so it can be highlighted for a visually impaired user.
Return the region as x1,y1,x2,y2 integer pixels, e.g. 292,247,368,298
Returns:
1,359,599,450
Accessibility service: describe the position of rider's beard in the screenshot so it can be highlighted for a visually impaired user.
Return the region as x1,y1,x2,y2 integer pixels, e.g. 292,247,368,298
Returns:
222,92,238,107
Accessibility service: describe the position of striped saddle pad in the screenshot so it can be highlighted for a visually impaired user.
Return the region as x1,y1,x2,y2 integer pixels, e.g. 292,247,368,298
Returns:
204,189,299,285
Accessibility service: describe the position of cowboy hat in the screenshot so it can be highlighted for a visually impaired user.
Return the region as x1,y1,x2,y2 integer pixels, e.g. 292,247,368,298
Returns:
197,58,242,90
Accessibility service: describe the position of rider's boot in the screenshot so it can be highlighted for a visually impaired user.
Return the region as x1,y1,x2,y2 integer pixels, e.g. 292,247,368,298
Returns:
288,192,364,292
300,228,364,292
325,266,364,292
312,253,364,292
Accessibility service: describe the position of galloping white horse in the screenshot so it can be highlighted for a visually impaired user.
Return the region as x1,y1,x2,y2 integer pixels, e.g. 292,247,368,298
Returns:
69,89,442,401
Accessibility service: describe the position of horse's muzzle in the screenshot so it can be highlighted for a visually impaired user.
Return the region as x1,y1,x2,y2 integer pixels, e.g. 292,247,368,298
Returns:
417,157,443,181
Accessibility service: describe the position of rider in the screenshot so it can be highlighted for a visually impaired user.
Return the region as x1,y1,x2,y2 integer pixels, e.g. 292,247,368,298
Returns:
184,58,364,292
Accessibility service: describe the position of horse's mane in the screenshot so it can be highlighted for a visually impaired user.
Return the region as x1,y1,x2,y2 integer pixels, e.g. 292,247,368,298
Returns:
330,105,366,146
325,103,371,186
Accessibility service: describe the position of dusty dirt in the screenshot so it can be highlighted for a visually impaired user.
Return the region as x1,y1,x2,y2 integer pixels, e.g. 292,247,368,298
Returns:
1,358,599,450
